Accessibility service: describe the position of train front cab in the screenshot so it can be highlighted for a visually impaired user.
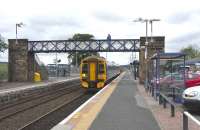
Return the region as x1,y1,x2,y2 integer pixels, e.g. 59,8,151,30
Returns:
80,57,107,90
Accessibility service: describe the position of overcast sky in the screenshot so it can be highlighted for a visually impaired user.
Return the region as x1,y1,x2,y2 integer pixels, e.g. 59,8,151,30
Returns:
1,0,200,65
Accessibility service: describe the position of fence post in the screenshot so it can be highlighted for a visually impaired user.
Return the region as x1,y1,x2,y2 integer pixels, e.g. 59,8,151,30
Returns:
172,87,175,101
163,99,166,108
152,86,154,97
149,85,151,93
183,113,188,130
159,95,162,104
171,105,175,117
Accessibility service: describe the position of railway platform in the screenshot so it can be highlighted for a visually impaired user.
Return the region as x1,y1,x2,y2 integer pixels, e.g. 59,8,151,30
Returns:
0,75,79,105
52,72,160,130
0,74,79,91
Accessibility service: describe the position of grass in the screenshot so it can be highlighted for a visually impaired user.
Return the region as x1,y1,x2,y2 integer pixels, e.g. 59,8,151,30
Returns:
0,63,8,80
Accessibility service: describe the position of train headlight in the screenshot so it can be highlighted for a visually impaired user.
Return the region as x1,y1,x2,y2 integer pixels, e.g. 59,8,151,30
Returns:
97,82,104,88
82,81,88,88
82,73,87,77
185,91,199,97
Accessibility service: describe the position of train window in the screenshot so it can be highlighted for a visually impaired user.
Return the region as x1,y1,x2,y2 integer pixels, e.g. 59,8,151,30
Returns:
99,64,105,74
82,64,88,73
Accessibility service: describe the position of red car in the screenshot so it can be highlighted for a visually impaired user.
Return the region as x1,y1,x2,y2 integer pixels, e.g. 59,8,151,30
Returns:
185,73,200,87
158,73,200,88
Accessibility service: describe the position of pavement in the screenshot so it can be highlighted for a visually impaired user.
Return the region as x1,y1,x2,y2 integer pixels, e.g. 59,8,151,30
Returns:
87,71,200,130
135,73,200,130
53,71,200,130
89,72,160,130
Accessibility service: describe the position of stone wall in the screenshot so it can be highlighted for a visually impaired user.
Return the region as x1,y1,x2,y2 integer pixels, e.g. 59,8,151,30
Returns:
139,36,165,84
8,39,30,81
8,39,48,82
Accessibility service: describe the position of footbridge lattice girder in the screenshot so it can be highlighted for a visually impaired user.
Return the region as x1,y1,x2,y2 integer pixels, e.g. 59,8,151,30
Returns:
28,39,140,53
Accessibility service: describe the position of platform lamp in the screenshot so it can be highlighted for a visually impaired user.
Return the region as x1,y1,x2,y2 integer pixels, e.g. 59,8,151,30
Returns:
16,22,24,44
149,19,160,43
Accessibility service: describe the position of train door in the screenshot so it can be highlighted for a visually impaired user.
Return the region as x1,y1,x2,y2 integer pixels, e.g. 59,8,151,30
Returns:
89,62,96,81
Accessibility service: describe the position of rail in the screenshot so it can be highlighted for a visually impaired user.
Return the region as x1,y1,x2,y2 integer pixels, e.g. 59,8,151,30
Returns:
159,92,175,117
19,73,120,130
183,111,200,130
146,82,176,117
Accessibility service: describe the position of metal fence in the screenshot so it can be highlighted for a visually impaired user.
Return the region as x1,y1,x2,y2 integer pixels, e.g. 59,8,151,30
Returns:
47,64,70,77
183,111,200,130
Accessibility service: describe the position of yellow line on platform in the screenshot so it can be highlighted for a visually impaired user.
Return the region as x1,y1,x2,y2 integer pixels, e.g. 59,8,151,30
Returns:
65,72,125,130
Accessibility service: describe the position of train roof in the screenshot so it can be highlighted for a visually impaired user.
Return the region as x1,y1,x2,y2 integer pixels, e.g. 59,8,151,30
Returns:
82,55,106,62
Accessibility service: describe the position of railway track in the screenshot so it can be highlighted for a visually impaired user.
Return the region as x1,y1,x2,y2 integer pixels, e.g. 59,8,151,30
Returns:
0,82,81,120
18,74,120,130
0,74,119,130
19,94,92,130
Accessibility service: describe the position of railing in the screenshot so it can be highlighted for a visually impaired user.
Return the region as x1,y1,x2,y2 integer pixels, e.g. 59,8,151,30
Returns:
183,111,200,130
147,82,177,117
169,86,184,102
159,92,175,117
146,79,200,129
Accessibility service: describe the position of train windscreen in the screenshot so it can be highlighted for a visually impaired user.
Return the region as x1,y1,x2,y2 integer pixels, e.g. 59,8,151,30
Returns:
99,64,105,74
82,64,88,73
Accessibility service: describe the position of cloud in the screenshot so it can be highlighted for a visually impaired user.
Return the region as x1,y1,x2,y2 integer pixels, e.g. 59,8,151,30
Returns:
169,31,200,44
93,11,125,23
167,12,191,24
27,15,82,33
167,31,200,52
0,14,84,40
167,9,200,24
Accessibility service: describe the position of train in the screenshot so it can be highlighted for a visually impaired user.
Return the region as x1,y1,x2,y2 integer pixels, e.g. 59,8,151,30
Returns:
80,56,107,90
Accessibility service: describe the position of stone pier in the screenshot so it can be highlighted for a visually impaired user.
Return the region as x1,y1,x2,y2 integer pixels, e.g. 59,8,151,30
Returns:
139,36,165,84
8,39,33,81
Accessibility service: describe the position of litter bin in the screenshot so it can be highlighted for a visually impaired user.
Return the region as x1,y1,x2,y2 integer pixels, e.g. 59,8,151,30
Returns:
34,72,41,82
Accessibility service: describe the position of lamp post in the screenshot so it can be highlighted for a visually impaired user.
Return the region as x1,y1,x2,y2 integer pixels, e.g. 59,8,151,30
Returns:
134,17,160,93
149,19,160,42
133,18,149,89
16,22,24,44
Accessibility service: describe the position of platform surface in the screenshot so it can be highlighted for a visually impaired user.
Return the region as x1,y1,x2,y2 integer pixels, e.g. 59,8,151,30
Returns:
89,72,160,130
0,74,79,93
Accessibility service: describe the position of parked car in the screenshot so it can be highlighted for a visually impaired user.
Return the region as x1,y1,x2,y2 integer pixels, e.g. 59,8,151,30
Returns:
158,73,200,88
182,85,200,110
185,73,200,87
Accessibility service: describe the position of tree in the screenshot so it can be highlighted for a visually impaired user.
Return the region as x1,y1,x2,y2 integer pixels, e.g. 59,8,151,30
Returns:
0,35,7,52
180,44,200,60
68,33,99,66
68,33,94,41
